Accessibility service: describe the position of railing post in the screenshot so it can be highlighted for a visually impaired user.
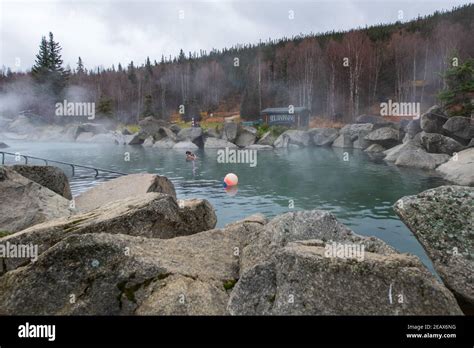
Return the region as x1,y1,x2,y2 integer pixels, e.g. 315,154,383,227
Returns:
70,164,75,176
1,152,4,165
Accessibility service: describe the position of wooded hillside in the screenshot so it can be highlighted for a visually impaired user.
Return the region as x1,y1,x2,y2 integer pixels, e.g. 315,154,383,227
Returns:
1,4,473,124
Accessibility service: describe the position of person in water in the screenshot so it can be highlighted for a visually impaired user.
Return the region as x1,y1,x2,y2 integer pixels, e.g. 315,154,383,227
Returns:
186,151,196,161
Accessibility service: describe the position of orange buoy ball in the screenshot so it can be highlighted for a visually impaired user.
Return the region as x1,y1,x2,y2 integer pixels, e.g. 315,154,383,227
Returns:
224,173,238,187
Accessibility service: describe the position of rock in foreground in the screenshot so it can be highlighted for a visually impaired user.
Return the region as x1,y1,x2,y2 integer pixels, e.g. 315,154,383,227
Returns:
228,210,461,315
0,215,264,314
0,206,462,315
11,165,72,200
229,241,462,315
436,148,474,186
75,173,176,212
0,193,217,274
0,166,71,233
394,185,474,312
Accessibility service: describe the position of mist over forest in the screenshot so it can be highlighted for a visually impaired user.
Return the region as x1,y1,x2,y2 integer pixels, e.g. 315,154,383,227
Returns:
1,4,473,124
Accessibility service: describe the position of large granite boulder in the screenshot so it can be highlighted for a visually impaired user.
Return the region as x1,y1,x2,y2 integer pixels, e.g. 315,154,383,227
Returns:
420,106,448,133
235,126,257,147
442,116,474,142
229,241,461,315
364,127,400,148
308,128,339,146
221,122,238,143
228,210,461,315
0,192,217,275
173,141,199,150
204,138,238,149
420,132,464,155
75,173,177,212
0,166,72,233
274,130,311,148
153,138,176,148
340,123,373,140
135,126,177,144
331,133,353,148
138,117,169,136
436,148,474,186
383,136,422,162
129,124,176,146
154,127,177,142
257,131,276,146
11,165,72,200
405,119,422,138
394,186,474,312
0,215,263,314
177,127,203,147
395,148,450,170
238,210,394,275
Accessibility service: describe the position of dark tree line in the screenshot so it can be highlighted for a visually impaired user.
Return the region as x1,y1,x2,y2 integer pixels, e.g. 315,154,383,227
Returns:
1,4,473,124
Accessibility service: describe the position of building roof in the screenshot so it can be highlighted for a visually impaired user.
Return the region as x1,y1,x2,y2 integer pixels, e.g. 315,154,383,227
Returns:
260,107,309,115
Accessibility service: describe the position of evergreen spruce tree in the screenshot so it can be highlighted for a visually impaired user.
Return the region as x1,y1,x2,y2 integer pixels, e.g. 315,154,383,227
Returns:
47,32,69,95
142,95,155,118
145,57,153,76
31,36,50,84
178,49,186,63
127,61,137,84
32,32,68,95
97,95,114,118
76,57,85,74
438,58,474,117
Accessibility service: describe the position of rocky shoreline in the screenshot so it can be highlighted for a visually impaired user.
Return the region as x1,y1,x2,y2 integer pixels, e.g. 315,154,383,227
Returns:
1,105,473,186
0,164,472,315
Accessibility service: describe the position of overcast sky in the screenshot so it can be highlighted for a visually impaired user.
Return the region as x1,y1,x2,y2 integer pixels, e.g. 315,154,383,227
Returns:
0,0,471,71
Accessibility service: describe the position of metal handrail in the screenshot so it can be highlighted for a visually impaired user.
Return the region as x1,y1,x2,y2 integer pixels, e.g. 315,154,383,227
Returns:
0,151,127,177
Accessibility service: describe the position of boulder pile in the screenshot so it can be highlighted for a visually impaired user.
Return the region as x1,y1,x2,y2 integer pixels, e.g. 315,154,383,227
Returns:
0,165,467,315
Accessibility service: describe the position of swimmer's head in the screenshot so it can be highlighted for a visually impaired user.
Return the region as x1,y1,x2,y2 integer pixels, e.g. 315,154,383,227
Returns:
185,151,191,155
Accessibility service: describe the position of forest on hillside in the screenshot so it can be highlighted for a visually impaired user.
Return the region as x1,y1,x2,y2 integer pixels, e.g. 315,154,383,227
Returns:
1,4,473,124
